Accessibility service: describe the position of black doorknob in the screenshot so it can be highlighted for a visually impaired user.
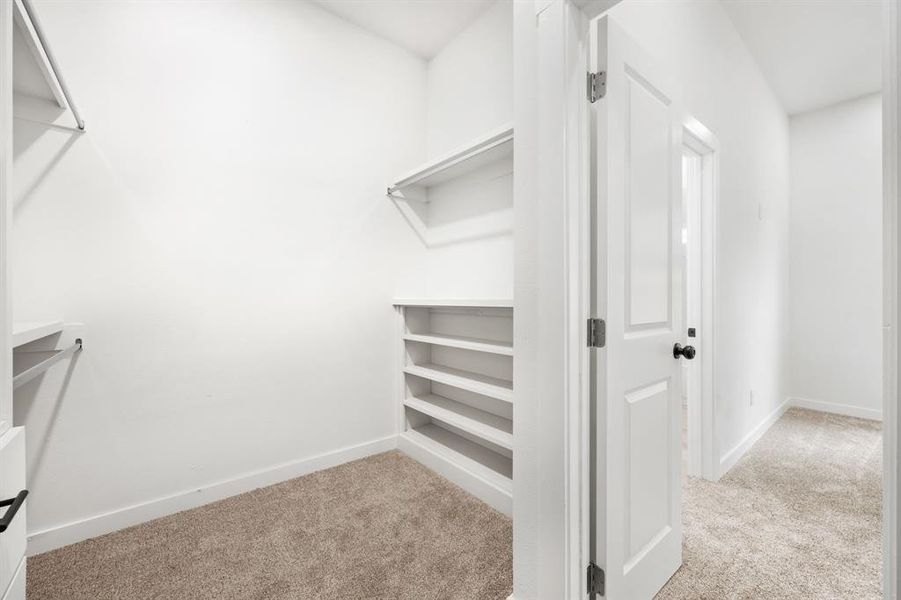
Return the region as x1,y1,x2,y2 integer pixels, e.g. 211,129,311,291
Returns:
673,343,696,360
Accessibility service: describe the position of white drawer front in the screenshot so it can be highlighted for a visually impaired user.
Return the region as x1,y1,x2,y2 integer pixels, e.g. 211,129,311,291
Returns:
0,428,26,597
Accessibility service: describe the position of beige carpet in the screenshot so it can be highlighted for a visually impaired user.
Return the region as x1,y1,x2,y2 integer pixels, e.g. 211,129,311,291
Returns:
27,451,512,600
659,407,882,599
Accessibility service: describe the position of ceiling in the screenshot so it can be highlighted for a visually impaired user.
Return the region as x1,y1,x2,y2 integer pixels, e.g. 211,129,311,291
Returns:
721,0,882,116
312,0,495,60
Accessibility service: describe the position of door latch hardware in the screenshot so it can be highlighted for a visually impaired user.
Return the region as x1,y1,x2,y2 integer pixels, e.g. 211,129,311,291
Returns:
588,318,606,348
673,343,697,360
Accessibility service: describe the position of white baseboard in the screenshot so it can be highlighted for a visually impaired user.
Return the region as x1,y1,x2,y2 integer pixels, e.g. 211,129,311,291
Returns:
789,397,883,421
719,399,789,478
27,435,398,556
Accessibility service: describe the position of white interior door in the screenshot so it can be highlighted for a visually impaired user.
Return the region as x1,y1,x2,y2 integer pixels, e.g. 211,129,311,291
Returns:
592,15,684,599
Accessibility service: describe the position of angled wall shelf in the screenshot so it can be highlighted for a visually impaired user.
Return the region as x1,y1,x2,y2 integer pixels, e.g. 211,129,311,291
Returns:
387,125,513,200
403,332,513,356
404,394,513,450
404,363,513,403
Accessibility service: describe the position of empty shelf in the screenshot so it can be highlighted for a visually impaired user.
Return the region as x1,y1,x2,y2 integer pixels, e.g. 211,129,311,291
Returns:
404,363,513,403
405,394,513,450
13,321,64,348
404,333,513,356
388,125,513,196
402,424,512,490
393,298,513,308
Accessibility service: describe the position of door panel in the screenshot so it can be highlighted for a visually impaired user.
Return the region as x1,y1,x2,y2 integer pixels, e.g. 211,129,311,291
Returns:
626,71,673,329
593,15,684,599
625,380,671,562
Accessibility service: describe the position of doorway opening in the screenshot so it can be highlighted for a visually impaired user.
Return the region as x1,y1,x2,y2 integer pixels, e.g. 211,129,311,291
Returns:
680,120,717,482
587,1,887,597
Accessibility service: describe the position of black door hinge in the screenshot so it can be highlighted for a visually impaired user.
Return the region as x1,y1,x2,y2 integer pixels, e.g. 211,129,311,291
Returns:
588,318,606,348
588,71,607,103
588,562,605,596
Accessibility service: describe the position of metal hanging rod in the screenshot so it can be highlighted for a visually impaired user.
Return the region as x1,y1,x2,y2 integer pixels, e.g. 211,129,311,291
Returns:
19,0,85,131
13,338,82,389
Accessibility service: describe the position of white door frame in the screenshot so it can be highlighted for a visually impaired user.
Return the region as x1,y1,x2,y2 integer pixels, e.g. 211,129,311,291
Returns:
0,0,12,440
883,0,900,596
681,119,719,482
513,0,900,597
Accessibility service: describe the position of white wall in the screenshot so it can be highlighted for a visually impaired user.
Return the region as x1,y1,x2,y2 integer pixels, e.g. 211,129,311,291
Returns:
789,93,883,420
398,0,513,300
608,0,792,468
12,0,429,547
427,1,513,158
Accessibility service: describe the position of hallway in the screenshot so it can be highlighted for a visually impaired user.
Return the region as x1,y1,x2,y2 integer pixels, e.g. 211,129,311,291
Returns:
661,408,882,599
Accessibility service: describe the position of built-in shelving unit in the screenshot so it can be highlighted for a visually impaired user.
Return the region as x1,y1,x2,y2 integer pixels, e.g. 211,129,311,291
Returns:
394,300,513,515
387,125,513,201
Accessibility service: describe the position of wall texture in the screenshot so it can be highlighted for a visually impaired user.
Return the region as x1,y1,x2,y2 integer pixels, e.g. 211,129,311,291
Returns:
789,93,883,420
609,0,792,469
13,0,428,548
409,0,513,300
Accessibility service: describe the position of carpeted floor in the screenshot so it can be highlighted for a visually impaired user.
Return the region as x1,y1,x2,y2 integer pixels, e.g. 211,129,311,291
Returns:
27,451,513,600
659,407,883,599
26,408,883,600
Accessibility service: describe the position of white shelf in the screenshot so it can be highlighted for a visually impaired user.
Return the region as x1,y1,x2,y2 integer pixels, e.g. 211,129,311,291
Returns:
12,321,64,348
405,394,513,450
404,363,513,404
13,0,66,109
393,298,513,308
12,0,84,130
399,424,512,516
404,333,513,356
388,125,513,197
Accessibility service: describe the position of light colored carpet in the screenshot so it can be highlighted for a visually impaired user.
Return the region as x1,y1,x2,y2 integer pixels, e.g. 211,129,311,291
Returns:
659,407,882,599
27,451,513,600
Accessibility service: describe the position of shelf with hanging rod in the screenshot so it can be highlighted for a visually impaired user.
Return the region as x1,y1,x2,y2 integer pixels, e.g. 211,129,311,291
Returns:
12,321,64,348
12,0,85,130
13,337,82,389
387,125,512,200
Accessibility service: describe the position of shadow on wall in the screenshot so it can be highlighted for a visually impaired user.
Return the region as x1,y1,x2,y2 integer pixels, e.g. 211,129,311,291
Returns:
13,125,79,217
12,94,86,216
10,102,155,515
13,334,80,488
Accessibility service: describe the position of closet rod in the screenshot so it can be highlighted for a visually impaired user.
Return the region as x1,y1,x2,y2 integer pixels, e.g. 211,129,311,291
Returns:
13,338,82,389
19,0,85,131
